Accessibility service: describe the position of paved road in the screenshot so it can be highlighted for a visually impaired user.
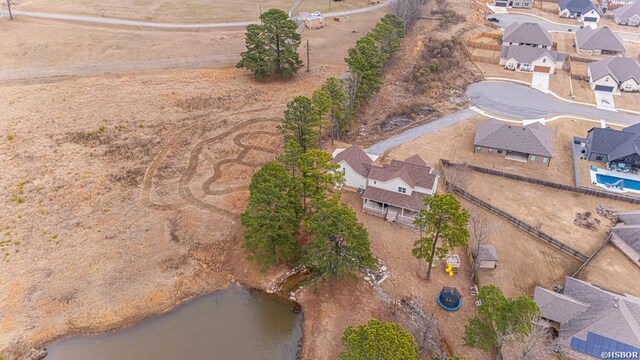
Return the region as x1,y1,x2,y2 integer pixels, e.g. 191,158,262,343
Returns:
490,13,640,41
0,2,389,29
365,108,478,155
467,81,640,124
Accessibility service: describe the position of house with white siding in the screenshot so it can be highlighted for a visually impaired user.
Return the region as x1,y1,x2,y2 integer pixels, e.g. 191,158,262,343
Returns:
558,0,603,22
614,1,640,25
492,0,534,8
499,46,565,73
332,146,438,226
588,57,640,94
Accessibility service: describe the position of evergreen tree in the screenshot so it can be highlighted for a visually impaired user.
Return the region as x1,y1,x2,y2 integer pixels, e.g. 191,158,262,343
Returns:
338,320,419,360
304,200,376,279
317,77,348,143
298,149,343,206
370,16,405,57
278,96,321,153
237,9,303,79
412,194,469,279
345,34,386,104
464,285,540,359
240,162,302,270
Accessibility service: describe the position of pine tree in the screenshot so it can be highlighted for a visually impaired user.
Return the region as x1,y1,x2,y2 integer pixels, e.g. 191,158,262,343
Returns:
240,162,302,270
316,77,348,143
303,200,376,279
339,320,419,360
237,9,303,79
278,96,321,153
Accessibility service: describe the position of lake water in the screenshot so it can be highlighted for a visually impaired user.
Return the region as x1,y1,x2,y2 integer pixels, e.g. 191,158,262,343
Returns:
44,285,303,360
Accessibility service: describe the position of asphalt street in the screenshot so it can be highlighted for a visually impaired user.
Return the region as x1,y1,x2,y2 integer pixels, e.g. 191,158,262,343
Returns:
467,81,640,124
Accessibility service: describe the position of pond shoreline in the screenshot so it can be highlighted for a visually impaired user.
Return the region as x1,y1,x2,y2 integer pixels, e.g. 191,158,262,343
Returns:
31,277,305,360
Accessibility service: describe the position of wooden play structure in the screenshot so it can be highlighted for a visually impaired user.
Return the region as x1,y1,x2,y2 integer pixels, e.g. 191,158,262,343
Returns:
444,254,460,276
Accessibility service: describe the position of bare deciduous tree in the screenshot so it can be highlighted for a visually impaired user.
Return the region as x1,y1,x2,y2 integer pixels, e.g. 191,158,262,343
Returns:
468,210,498,280
397,297,443,359
502,322,559,360
389,0,427,30
6,0,13,20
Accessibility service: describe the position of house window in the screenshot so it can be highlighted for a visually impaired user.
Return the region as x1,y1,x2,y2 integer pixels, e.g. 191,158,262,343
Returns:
398,187,407,194
530,155,537,161
475,146,482,153
373,180,377,184
342,167,346,173
497,150,504,154
595,154,604,161
542,157,549,164
488,148,494,154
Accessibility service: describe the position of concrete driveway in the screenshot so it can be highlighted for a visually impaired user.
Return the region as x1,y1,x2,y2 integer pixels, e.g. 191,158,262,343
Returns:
594,91,617,111
531,72,550,93
466,81,640,124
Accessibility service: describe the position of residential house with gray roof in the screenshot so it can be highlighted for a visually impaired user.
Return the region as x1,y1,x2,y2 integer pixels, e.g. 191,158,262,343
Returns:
584,123,640,165
501,22,553,49
559,0,603,22
610,210,640,266
614,1,640,26
588,57,640,93
499,46,565,73
332,146,438,226
575,27,626,56
473,118,554,166
534,277,640,358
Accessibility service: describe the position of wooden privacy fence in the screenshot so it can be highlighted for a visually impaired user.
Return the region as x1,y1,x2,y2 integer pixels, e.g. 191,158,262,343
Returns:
441,159,640,205
445,179,590,262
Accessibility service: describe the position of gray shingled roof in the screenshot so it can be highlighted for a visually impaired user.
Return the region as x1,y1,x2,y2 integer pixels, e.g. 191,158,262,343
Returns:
611,225,640,254
614,1,640,20
333,145,373,177
556,277,640,348
618,210,640,225
477,244,499,261
534,286,589,323
589,57,640,85
559,0,603,14
500,46,565,63
576,27,625,52
474,118,554,157
502,22,553,47
586,126,636,159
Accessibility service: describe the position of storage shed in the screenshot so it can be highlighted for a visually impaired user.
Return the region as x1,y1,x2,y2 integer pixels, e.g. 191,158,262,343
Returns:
477,244,499,269
304,15,325,30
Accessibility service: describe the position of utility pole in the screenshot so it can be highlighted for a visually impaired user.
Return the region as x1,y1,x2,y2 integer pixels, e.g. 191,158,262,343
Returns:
328,0,331,11
6,0,13,20
259,3,262,16
306,40,310,72
348,0,352,22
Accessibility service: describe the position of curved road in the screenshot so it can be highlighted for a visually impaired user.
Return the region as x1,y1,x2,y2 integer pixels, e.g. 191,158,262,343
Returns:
0,2,389,29
490,13,640,42
467,81,640,124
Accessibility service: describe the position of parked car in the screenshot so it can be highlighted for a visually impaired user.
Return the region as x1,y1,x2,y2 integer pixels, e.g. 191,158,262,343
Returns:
488,17,499,22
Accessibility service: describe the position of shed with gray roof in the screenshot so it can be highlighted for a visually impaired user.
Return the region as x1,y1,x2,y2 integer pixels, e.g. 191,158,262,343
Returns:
575,27,625,55
502,22,553,49
474,118,554,165
477,244,499,268
534,277,640,358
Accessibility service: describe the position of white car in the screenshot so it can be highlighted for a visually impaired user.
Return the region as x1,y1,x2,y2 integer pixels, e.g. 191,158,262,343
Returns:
311,11,321,17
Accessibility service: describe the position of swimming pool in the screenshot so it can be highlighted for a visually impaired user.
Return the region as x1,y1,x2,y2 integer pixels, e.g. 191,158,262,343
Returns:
596,174,640,191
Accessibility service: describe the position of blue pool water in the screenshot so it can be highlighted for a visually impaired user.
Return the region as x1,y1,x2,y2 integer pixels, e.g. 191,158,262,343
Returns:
596,174,640,191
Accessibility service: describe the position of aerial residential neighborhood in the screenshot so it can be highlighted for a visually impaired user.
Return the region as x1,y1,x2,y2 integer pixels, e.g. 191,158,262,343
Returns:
3,0,640,359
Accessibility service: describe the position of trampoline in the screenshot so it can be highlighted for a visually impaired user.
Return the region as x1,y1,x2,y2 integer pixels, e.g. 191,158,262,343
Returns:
437,287,462,311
